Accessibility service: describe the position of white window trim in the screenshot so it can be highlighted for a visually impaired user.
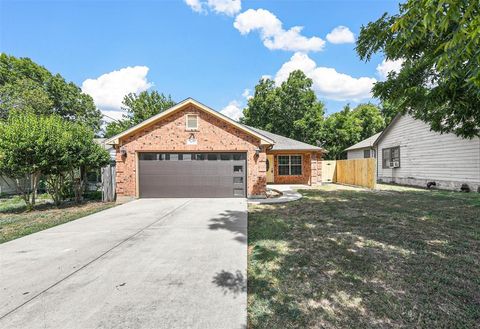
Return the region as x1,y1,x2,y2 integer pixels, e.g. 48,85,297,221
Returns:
186,114,198,131
277,154,303,176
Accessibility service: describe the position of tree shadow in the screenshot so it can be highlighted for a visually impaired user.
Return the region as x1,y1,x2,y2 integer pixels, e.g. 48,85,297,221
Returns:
209,210,247,244
212,270,247,297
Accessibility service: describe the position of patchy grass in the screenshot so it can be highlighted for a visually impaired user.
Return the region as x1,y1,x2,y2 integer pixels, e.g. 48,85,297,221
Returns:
248,184,480,328
0,195,114,243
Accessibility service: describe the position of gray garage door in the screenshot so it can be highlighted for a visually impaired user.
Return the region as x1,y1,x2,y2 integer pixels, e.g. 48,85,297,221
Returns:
139,152,246,198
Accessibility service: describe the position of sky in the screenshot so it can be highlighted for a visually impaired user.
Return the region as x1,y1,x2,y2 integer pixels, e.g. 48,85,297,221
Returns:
0,0,403,122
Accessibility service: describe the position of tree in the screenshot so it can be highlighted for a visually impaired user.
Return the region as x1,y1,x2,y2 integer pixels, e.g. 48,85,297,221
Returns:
0,111,110,208
0,79,53,120
241,70,325,145
0,112,67,208
104,90,175,137
356,0,480,138
0,54,102,132
241,78,279,132
350,103,385,140
319,104,385,160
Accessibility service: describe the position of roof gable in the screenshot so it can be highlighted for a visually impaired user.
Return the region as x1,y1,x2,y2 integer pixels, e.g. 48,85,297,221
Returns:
105,98,275,145
345,132,382,151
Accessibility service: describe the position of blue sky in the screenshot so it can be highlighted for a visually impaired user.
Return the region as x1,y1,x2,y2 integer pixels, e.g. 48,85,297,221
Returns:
0,0,402,122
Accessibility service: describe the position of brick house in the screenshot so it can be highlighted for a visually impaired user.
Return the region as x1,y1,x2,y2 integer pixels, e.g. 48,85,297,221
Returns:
106,98,324,198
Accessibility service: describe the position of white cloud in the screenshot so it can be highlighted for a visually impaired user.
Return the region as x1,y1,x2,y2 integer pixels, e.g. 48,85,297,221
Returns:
221,100,243,121
185,0,241,16
207,0,241,16
275,52,376,101
326,26,355,44
242,88,252,100
376,59,404,79
184,0,204,13
101,110,125,123
234,9,325,52
82,66,153,117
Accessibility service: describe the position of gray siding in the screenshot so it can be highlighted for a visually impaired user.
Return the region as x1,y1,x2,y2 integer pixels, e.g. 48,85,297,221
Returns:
347,148,366,159
377,114,480,191
347,147,374,159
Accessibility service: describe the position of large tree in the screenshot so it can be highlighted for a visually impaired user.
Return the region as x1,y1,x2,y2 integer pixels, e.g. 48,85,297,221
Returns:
0,111,109,208
0,54,102,132
320,103,385,160
356,0,480,138
104,90,175,137
241,70,325,145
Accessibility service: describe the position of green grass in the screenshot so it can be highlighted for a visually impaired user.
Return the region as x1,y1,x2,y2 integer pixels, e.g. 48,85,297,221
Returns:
248,184,480,328
0,195,114,243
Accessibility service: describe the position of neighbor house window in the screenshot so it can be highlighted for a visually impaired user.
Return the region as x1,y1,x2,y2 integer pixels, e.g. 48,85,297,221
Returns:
186,114,198,130
382,146,400,168
363,149,371,158
278,155,302,176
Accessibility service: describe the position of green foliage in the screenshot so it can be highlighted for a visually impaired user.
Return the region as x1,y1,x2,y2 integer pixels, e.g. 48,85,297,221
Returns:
0,79,53,119
241,70,325,145
0,111,109,207
0,54,102,132
320,104,385,160
356,0,480,138
104,90,175,137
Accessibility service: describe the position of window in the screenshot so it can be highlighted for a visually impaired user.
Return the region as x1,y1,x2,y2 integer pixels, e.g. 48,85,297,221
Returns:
382,146,400,168
139,153,157,160
233,165,243,173
278,155,302,176
233,177,243,184
364,149,371,158
207,153,218,161
186,114,198,130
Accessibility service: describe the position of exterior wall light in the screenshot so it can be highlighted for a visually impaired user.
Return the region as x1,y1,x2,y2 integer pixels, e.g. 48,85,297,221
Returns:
120,146,127,157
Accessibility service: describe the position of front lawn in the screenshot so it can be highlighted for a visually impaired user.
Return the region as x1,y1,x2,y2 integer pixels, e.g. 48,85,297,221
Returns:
248,184,480,328
0,195,114,243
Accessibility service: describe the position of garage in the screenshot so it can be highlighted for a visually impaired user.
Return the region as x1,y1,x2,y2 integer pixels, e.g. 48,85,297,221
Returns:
138,152,246,198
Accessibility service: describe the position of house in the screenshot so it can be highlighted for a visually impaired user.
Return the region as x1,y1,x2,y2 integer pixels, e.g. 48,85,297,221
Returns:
105,98,323,199
345,132,382,159
374,114,480,191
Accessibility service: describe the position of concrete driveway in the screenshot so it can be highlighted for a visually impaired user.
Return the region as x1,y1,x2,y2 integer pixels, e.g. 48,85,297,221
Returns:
0,198,247,329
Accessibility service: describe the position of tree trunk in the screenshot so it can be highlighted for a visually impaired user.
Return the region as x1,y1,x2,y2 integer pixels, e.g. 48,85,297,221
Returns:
30,172,40,207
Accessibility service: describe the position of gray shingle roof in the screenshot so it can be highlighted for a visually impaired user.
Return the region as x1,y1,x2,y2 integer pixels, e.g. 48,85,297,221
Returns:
244,125,323,151
344,132,382,151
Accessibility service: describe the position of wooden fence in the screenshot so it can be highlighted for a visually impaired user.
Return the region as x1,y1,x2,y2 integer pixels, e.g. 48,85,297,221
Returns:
334,158,376,189
321,160,337,183
321,158,376,189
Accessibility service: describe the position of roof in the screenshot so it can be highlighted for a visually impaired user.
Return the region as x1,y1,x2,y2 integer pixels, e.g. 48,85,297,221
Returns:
246,126,323,151
105,98,275,146
344,132,382,151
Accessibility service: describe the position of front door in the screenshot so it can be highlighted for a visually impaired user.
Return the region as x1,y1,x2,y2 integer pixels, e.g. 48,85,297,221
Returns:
266,154,274,183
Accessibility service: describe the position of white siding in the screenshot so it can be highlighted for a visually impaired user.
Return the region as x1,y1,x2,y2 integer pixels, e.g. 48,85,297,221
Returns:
377,114,480,191
347,147,375,159
347,148,366,159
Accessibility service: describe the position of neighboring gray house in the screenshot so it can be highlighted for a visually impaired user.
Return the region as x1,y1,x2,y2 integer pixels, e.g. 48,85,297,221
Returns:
345,132,382,159
0,176,17,195
374,114,480,191
0,176,30,196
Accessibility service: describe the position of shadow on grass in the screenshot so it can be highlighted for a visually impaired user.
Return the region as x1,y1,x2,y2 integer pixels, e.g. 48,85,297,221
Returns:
248,187,480,328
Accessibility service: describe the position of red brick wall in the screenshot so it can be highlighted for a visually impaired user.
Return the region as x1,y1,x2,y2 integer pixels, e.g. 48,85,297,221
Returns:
270,151,322,185
115,104,267,197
